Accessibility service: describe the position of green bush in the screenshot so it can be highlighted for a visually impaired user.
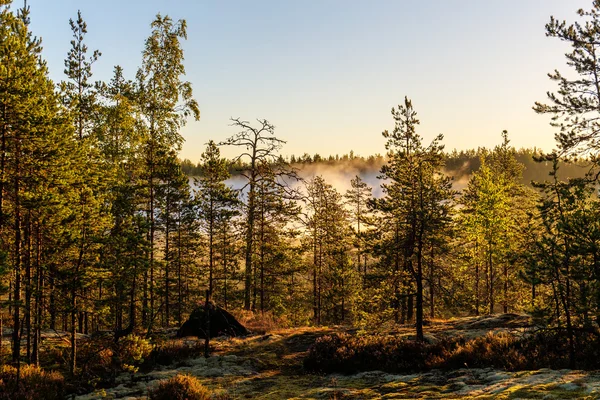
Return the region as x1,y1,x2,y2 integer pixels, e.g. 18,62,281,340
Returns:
148,374,211,400
72,334,154,389
0,365,65,400
117,334,154,373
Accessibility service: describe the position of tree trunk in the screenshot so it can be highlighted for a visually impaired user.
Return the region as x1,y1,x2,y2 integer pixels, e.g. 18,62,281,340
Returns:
415,231,424,342
12,148,21,365
32,223,42,366
25,213,31,362
313,222,318,323
204,290,211,358
165,195,170,327
488,247,494,314
177,209,183,326
429,244,435,319
503,263,508,313
259,199,265,314
475,241,480,316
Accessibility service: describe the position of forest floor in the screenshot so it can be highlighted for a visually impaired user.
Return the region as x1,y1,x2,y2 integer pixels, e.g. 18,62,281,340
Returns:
75,314,600,399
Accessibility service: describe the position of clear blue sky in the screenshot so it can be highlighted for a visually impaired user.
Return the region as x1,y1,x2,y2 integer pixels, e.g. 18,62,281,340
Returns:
22,0,591,161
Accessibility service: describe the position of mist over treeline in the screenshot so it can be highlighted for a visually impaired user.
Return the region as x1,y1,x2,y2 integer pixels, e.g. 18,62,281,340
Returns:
181,147,590,193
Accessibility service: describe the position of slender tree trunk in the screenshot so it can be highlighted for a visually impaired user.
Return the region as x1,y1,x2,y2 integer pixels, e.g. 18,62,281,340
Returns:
222,223,228,309
0,101,6,227
204,290,211,358
142,271,148,327
0,101,4,359
209,200,213,295
12,138,22,366
356,200,361,274
475,241,480,316
394,219,400,323
25,213,31,362
32,223,42,366
415,234,424,342
259,199,265,314
488,246,494,314
429,244,434,319
313,223,318,323
147,139,155,328
341,253,345,322
244,169,257,310
593,252,600,326
177,209,183,326
71,243,84,375
503,263,508,313
71,188,87,374
407,290,414,322
318,238,322,324
165,195,170,327
252,257,257,311
49,273,55,330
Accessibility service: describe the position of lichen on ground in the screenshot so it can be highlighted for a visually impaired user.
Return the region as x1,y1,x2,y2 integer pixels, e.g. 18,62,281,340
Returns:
74,316,600,399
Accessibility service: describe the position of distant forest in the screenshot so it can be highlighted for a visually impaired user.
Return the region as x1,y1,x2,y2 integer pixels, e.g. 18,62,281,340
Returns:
180,148,591,185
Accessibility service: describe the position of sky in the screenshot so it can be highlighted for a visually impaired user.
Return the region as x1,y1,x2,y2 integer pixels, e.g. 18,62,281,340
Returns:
20,0,592,162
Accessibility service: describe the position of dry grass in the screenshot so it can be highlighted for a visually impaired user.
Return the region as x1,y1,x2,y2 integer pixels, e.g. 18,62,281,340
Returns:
149,338,205,366
232,310,283,334
304,329,600,374
148,374,211,400
0,364,65,400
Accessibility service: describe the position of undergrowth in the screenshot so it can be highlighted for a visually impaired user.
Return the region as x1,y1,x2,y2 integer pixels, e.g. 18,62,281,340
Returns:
0,364,65,400
67,333,208,395
233,310,283,334
148,374,211,400
148,374,232,400
304,330,600,374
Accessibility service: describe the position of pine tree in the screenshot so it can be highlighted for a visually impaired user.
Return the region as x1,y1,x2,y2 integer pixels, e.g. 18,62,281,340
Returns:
194,141,238,299
304,176,355,324
96,65,147,338
0,1,80,371
377,97,454,341
136,14,199,330
60,10,100,141
220,118,287,310
344,175,373,280
530,0,600,368
252,160,300,314
60,9,110,373
533,2,600,160
156,150,192,327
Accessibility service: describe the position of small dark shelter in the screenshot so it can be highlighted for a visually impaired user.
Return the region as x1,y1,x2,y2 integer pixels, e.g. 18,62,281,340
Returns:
177,302,249,338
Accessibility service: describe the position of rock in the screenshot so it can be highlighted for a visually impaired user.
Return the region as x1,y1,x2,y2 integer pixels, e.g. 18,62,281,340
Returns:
176,302,249,338
560,382,581,391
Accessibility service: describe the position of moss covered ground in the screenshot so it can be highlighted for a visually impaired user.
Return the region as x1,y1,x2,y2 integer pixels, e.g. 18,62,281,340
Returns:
75,316,600,399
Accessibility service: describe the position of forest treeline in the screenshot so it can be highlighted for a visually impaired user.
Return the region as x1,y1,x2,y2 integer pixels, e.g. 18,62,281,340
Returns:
2,0,600,381
181,148,590,186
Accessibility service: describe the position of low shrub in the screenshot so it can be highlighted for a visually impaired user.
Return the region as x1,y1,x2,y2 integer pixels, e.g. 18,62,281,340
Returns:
69,334,155,390
233,310,282,334
304,330,600,374
77,336,117,381
0,364,65,400
443,332,528,370
148,374,211,400
117,334,154,373
303,332,453,374
149,339,204,366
